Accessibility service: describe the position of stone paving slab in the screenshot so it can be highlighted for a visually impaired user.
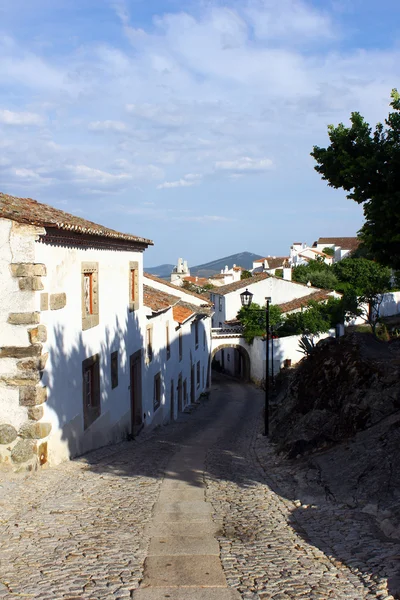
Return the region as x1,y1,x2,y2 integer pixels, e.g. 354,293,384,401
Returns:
132,587,242,599
158,487,206,502
146,521,222,537
142,555,227,587
153,500,213,516
149,535,220,556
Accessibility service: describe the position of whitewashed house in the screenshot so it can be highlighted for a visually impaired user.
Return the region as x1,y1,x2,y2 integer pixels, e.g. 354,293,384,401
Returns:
0,193,213,471
289,243,333,266
313,237,360,262
143,282,212,424
252,256,290,276
210,273,323,327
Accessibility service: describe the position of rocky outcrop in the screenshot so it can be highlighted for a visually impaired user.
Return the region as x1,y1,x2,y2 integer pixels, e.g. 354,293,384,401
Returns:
271,333,400,456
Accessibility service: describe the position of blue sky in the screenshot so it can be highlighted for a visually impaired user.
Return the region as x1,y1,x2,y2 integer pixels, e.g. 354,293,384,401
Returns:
0,0,399,266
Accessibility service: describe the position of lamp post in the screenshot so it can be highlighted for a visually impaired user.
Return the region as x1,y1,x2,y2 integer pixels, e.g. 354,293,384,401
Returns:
240,289,272,436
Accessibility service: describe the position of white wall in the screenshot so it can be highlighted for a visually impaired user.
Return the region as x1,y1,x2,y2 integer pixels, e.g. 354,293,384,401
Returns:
215,277,320,323
35,239,147,464
143,306,212,428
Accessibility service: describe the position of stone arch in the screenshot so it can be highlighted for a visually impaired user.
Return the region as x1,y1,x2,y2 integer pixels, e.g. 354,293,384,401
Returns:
211,343,251,382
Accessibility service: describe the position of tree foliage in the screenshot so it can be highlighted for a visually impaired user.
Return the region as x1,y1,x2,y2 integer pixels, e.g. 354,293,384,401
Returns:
236,303,282,344
241,270,252,280
292,260,338,290
311,89,400,269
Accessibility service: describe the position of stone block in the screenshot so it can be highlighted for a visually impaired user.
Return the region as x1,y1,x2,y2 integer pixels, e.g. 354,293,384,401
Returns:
11,439,37,464
50,293,66,310
0,424,18,445
19,421,52,439
10,263,46,277
39,353,49,370
8,312,40,325
0,374,40,387
19,386,47,407
28,325,47,344
28,406,44,421
0,345,42,359
38,441,48,466
40,293,49,311
18,277,44,291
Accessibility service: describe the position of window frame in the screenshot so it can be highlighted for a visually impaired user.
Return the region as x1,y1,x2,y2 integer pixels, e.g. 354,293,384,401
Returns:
178,330,183,362
129,261,140,312
153,372,161,412
82,354,101,430
81,262,99,331
166,322,171,360
111,350,118,389
146,325,153,363
194,320,199,349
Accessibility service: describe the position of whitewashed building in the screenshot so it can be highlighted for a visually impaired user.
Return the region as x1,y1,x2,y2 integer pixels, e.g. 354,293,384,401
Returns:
210,273,322,327
0,193,213,471
313,237,360,262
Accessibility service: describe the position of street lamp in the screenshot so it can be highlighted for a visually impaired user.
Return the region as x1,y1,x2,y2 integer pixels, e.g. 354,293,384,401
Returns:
239,289,272,436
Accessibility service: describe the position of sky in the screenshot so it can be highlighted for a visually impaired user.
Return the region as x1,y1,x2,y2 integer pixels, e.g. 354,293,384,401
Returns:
0,0,399,266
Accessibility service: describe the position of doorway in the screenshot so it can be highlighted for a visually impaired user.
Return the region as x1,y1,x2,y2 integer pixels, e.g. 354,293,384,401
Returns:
130,350,143,436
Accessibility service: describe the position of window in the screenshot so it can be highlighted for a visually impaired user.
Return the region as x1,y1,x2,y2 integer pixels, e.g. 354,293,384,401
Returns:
82,354,100,429
219,296,223,311
153,372,161,411
194,320,199,348
196,361,200,388
179,330,183,361
146,325,153,363
129,261,139,311
111,351,118,389
203,329,206,350
166,322,171,360
81,263,99,330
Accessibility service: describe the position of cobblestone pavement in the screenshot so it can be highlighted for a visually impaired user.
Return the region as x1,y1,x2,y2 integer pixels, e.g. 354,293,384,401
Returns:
1,375,399,599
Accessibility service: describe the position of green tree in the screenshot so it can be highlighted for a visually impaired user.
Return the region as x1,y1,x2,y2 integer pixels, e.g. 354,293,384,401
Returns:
241,270,252,280
237,303,282,344
311,89,400,269
292,261,338,289
333,260,392,335
279,304,331,337
322,247,335,257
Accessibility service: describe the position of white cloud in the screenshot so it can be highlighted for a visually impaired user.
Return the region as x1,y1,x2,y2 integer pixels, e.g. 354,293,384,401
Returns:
0,109,44,126
157,172,203,190
215,157,274,172
88,120,127,132
67,164,132,184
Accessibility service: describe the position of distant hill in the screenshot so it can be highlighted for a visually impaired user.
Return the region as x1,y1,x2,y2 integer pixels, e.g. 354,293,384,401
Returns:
145,252,263,280
144,264,175,279
191,252,262,278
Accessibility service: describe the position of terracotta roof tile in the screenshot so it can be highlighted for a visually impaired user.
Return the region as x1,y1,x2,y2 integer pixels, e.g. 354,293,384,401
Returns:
213,272,270,296
0,192,153,245
184,276,208,285
173,305,195,324
277,290,332,314
317,237,360,251
143,285,180,312
144,272,212,303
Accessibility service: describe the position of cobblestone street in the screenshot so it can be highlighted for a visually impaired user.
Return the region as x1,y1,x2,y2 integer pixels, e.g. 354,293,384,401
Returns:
1,375,399,599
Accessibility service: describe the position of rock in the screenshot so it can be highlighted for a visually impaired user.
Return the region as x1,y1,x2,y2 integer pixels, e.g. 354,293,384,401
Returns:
11,439,37,463
0,424,18,444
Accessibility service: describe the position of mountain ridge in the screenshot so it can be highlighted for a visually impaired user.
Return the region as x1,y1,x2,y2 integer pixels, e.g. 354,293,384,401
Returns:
145,252,263,279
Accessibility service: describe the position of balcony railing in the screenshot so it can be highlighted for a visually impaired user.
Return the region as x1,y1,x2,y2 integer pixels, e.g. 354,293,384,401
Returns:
211,326,244,338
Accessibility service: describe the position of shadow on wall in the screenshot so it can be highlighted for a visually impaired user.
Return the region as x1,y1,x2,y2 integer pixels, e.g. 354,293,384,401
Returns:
43,310,211,465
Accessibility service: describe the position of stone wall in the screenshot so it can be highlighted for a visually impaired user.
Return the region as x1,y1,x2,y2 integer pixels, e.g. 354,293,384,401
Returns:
0,219,51,471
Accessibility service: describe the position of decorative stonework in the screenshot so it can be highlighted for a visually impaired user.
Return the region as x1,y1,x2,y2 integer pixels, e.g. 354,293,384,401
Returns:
0,424,18,445
28,325,47,344
19,421,52,440
27,406,44,421
0,345,43,359
10,263,46,277
50,293,67,310
19,386,47,407
40,293,49,311
7,312,40,325
11,440,37,464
